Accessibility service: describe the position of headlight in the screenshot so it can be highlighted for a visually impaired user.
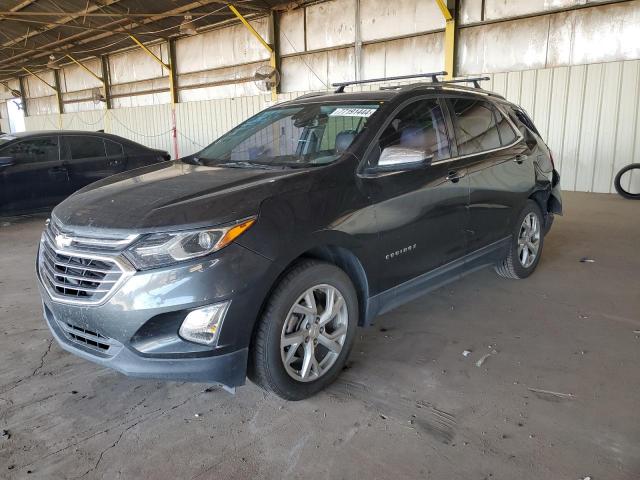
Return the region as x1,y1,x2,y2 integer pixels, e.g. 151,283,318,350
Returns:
124,217,255,270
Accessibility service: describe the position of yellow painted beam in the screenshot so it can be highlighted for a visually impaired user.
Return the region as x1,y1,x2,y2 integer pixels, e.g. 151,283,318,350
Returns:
129,34,170,70
434,0,455,80
228,4,273,53
22,66,56,91
66,54,103,83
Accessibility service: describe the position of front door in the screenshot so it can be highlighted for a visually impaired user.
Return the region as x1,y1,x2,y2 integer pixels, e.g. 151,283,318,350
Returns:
0,135,70,215
362,97,469,293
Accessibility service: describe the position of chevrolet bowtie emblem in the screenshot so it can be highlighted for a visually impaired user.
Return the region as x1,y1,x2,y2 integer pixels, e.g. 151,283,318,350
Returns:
55,234,73,249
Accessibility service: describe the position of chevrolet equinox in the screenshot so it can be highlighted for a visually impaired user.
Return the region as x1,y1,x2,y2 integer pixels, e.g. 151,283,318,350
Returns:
37,75,562,400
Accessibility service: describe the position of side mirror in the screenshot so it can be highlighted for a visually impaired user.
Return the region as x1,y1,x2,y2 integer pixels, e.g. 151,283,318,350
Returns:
377,146,432,169
0,156,15,168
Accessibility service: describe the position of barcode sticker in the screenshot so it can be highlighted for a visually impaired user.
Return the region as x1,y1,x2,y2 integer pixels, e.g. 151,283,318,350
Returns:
329,107,377,118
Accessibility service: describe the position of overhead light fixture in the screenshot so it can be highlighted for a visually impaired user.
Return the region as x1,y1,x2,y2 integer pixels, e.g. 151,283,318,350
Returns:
47,55,60,70
179,14,197,36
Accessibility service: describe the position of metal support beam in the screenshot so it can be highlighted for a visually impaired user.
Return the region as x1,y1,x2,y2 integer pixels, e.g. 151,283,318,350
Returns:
65,55,103,83
17,76,28,117
128,34,179,159
229,4,277,100
100,55,112,110
435,0,456,80
22,66,62,127
66,54,110,110
53,68,64,118
269,11,281,100
167,39,179,104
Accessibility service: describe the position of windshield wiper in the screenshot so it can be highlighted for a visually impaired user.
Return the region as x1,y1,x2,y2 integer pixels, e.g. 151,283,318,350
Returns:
217,161,281,170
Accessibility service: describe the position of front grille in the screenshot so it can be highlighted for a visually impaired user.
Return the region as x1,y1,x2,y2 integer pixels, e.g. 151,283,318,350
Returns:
39,223,134,305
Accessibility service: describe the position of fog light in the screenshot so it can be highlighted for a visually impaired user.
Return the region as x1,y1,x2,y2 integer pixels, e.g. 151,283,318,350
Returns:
179,302,230,345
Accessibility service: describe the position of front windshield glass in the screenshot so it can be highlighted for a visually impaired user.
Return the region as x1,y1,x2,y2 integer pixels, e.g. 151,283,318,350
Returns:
194,102,382,167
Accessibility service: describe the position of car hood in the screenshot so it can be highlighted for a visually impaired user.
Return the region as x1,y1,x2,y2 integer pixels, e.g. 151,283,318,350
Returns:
52,161,310,235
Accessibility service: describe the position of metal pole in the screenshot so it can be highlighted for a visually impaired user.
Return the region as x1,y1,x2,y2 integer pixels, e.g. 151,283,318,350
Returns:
434,0,456,80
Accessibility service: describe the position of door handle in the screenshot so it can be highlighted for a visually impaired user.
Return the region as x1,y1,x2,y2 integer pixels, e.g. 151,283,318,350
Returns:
48,166,68,174
446,169,466,183
514,154,527,164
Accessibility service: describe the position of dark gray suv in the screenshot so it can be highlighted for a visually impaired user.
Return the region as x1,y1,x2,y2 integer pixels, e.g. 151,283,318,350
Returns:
37,74,562,400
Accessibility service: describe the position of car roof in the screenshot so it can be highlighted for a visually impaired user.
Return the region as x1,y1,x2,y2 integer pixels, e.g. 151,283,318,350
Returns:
0,130,161,150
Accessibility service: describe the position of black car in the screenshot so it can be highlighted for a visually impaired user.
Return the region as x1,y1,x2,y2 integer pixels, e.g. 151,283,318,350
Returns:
36,76,562,400
0,130,170,216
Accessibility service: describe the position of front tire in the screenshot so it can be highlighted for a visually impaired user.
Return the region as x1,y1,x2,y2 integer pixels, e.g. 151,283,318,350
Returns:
248,260,358,400
495,200,545,279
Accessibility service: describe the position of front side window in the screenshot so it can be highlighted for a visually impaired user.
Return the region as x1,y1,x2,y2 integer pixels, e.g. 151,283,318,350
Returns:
1,136,59,163
448,98,502,155
371,98,451,166
68,136,106,160
195,103,381,168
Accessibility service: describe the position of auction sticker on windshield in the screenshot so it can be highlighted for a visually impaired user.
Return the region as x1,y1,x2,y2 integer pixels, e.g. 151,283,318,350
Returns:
329,107,378,117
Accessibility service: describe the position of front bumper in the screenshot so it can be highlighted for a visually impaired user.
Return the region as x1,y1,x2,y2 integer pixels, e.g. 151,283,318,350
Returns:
38,242,274,389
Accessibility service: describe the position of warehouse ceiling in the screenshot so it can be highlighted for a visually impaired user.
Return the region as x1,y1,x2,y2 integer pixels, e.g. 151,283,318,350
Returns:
0,0,285,82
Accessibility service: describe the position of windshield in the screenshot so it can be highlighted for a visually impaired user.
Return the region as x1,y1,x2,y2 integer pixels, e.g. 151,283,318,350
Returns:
194,102,381,168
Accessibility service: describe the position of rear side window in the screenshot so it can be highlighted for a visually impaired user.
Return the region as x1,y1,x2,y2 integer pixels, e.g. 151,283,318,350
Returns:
68,136,105,159
512,108,540,136
104,139,124,159
448,98,501,155
1,136,59,164
494,108,518,146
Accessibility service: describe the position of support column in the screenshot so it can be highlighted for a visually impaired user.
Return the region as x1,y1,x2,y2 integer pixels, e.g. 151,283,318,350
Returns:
17,76,28,117
435,0,457,80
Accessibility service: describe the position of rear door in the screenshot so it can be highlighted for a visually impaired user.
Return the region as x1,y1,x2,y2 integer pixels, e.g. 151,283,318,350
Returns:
0,135,70,215
362,96,470,292
63,135,112,190
104,138,126,174
444,96,531,253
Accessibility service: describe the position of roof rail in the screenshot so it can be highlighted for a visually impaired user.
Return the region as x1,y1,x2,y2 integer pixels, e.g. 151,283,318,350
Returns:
438,76,491,88
332,72,447,93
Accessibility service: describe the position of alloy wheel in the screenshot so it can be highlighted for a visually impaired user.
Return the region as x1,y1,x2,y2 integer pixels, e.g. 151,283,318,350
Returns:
280,284,348,382
518,212,541,268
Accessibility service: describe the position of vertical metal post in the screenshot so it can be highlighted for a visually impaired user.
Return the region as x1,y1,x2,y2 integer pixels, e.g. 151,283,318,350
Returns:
168,39,180,159
129,35,179,159
100,55,112,110
435,0,456,80
270,11,281,100
354,0,362,81
53,68,64,127
17,76,28,117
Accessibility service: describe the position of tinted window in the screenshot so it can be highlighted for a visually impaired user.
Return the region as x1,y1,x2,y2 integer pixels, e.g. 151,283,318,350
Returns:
104,139,123,158
449,98,501,155
1,136,59,164
374,99,450,164
494,108,517,146
68,136,105,159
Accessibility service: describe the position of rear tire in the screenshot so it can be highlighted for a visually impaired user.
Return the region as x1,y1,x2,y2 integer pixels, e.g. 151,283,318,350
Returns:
495,200,544,279
248,260,358,400
614,163,640,200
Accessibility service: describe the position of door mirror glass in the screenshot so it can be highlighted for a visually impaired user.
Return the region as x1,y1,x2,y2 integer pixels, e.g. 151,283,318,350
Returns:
0,156,15,168
378,146,431,167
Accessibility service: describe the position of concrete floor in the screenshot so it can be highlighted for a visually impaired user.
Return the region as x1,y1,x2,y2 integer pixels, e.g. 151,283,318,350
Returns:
0,191,639,479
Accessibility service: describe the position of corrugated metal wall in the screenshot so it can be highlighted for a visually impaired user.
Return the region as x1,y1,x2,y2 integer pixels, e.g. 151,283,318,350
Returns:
23,58,640,194
478,60,640,193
